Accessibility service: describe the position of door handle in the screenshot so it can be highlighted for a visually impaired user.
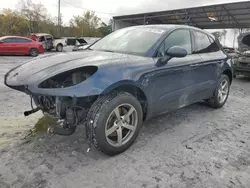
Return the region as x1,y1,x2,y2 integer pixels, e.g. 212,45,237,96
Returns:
190,64,200,67
173,68,183,73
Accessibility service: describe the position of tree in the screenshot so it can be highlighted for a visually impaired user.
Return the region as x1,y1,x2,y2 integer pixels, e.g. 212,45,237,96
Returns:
221,29,227,46
211,31,222,40
18,0,48,33
69,11,103,37
0,9,28,36
0,4,109,38
98,19,113,36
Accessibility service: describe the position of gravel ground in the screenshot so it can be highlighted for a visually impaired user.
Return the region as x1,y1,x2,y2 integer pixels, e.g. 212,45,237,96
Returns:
0,55,250,188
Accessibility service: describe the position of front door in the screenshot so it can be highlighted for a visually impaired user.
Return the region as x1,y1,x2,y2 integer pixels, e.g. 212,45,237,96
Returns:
1,38,16,54
149,29,205,116
0,41,5,54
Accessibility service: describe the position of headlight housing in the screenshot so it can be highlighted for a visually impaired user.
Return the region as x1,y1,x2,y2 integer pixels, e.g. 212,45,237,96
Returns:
38,66,98,88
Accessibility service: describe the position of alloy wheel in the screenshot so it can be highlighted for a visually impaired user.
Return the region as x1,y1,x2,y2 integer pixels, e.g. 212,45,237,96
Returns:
30,49,38,56
105,103,138,147
217,79,229,104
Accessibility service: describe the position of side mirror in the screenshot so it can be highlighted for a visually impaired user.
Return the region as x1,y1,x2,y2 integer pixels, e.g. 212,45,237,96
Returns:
155,46,187,67
0,40,4,44
165,46,187,58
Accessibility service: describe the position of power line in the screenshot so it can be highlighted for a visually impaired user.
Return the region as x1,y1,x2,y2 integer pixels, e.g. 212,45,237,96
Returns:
58,0,61,36
61,0,114,15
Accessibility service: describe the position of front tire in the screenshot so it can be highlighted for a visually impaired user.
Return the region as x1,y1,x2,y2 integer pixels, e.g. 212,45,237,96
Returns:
207,74,230,108
86,91,143,156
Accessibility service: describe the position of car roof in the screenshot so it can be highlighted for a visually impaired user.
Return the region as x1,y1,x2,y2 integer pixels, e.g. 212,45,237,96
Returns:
32,33,51,36
122,24,214,38
0,36,32,40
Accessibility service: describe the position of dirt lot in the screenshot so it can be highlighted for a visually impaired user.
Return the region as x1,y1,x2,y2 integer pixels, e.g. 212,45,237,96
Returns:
0,55,250,188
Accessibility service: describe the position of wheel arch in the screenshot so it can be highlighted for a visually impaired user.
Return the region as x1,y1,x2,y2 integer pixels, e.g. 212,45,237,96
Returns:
222,68,233,84
56,43,63,47
102,81,148,121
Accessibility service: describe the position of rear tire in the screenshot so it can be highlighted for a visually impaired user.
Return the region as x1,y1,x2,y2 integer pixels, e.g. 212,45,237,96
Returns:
207,74,230,108
29,48,38,57
86,91,143,156
56,44,63,52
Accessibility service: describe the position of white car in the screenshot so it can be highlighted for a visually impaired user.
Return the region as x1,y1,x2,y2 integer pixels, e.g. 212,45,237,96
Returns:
31,33,67,52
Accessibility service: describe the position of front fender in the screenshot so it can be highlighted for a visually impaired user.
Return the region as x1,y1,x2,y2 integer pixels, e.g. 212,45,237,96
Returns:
102,80,147,95
222,58,233,72
26,65,139,97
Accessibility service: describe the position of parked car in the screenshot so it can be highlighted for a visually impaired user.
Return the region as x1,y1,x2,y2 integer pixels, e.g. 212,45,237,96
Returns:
72,38,100,51
72,44,90,51
233,32,250,77
5,25,233,156
0,36,44,57
31,33,67,52
66,37,88,46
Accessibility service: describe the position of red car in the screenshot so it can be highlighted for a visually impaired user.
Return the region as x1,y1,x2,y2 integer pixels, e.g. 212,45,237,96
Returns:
0,36,44,57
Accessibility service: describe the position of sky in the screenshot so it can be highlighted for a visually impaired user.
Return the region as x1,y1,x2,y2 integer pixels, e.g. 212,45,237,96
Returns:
1,0,247,24
1,0,246,47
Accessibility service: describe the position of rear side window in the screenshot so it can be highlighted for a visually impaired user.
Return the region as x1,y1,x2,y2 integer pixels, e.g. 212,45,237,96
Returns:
3,38,31,43
156,29,192,57
16,38,31,43
3,38,18,43
193,31,220,54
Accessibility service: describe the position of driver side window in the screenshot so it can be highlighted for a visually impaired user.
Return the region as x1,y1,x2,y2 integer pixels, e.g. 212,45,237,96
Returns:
156,29,192,57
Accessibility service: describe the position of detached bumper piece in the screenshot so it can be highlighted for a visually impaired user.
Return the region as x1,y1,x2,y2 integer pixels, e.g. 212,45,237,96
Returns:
47,119,77,136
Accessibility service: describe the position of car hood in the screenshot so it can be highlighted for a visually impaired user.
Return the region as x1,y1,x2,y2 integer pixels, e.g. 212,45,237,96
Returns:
238,32,250,53
5,50,147,86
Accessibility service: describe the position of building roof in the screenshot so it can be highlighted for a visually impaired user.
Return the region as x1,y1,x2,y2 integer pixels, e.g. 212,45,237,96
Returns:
113,1,250,29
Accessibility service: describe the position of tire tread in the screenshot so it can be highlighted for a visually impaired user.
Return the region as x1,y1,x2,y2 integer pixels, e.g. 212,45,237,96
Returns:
86,91,133,153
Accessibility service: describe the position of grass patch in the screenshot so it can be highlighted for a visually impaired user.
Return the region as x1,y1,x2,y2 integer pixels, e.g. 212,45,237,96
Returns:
25,115,57,137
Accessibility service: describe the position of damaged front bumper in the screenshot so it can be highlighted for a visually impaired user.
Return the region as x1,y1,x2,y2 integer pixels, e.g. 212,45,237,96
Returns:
4,66,98,150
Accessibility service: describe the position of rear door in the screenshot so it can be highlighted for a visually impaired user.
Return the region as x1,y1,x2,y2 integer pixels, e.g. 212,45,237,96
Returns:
38,36,47,50
45,35,53,50
15,38,32,54
191,30,223,99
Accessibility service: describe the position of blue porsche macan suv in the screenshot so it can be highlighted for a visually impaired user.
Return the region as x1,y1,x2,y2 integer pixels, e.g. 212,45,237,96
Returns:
5,25,233,155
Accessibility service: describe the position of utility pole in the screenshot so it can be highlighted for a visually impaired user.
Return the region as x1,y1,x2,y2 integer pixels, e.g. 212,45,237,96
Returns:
58,0,61,37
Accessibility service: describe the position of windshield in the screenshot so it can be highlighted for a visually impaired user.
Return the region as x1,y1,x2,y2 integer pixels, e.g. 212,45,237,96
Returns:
89,27,165,55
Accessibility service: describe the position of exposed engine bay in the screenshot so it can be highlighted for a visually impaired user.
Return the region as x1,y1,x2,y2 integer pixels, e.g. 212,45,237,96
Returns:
22,67,98,140
38,66,97,89
31,95,96,135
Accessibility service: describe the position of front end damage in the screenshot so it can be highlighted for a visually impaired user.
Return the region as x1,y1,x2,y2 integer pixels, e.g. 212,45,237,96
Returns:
233,32,250,77
32,95,97,136
4,63,100,150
